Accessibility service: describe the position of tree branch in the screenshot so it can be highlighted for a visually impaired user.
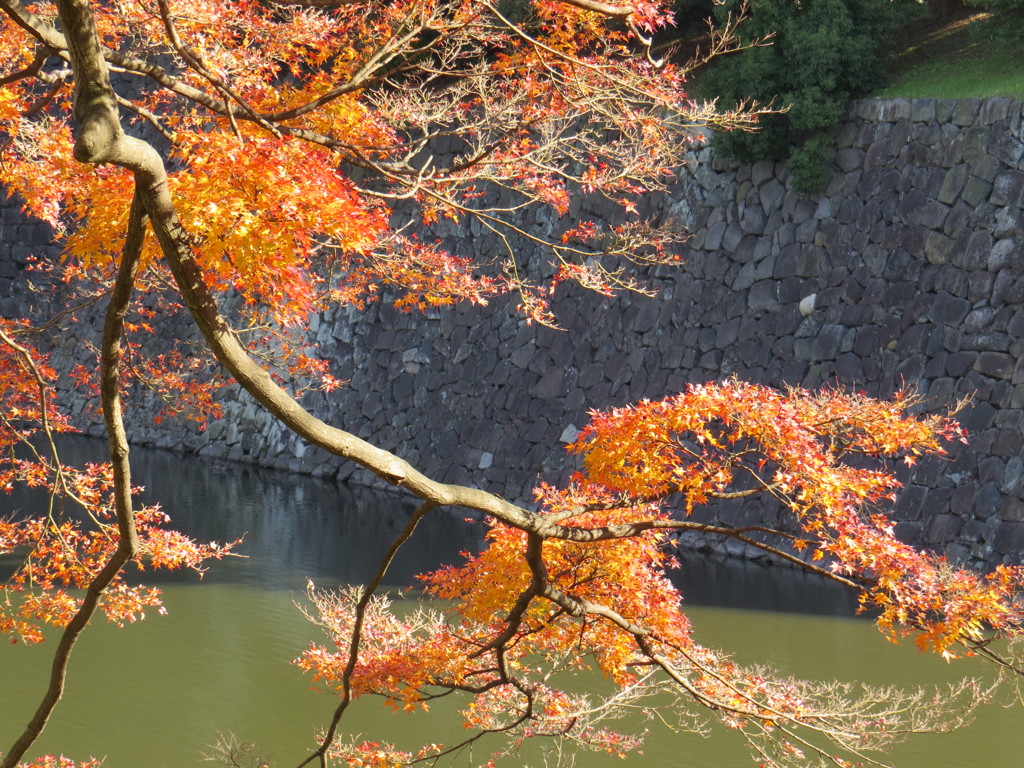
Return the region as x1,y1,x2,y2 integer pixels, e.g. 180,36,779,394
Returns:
0,45,46,86
1,185,147,768
298,501,434,768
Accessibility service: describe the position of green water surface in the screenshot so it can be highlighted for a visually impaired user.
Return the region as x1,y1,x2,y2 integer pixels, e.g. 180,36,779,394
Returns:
2,438,1021,767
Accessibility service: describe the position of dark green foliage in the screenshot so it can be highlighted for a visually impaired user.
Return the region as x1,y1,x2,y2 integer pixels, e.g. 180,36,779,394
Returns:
967,4,1024,45
701,0,910,193
786,133,836,195
957,6,1024,60
966,0,1024,13
671,0,718,24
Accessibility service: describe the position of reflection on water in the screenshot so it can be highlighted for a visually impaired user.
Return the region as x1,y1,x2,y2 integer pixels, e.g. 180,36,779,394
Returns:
0,435,482,591
1,436,1022,767
671,551,861,617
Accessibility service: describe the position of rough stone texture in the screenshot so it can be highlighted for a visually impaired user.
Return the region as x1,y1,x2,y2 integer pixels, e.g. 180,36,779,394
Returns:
3,97,1024,570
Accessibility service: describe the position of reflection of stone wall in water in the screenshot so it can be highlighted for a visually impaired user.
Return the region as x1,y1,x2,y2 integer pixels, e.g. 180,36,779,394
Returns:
3,97,1024,570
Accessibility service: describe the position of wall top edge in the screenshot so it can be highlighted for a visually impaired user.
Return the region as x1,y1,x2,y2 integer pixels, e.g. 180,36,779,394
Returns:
846,96,1024,125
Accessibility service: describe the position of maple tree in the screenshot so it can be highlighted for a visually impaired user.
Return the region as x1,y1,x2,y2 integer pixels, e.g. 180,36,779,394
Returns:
0,1,1023,768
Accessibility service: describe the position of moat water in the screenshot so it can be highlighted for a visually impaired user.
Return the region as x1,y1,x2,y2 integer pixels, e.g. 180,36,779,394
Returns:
2,437,1021,767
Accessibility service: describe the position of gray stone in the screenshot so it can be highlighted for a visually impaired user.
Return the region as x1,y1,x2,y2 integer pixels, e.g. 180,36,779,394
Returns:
992,131,1024,168
991,170,1024,207
1002,457,1024,496
971,231,997,270
558,424,580,444
994,206,1024,239
937,165,968,205
998,501,1024,525
631,299,661,334
925,514,963,544
964,307,997,333
852,326,880,357
910,99,936,123
896,323,930,355
969,154,1003,184
835,352,864,381
961,331,1010,352
716,317,740,348
897,188,927,221
976,482,1002,520
993,268,1024,306
751,159,775,185
759,178,786,212
952,99,981,126
722,223,744,252
835,148,863,173
923,231,954,265
850,99,874,120
989,238,1022,271
960,176,993,209
979,97,1011,124
918,201,951,231
878,99,912,122
835,121,859,150
698,349,722,369
993,429,1023,457
967,271,996,302
813,324,845,360
703,221,728,251
951,484,977,515
531,368,566,400
740,204,768,235
962,399,995,436
994,522,1024,554
943,199,972,236
798,293,816,316
795,217,818,243
927,376,956,406
748,280,779,312
935,294,971,326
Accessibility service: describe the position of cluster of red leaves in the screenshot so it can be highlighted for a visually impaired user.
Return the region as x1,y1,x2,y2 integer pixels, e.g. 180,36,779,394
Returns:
3,755,101,768
0,459,237,644
0,0,700,328
331,236,500,315
569,379,1024,655
70,340,225,430
325,740,444,768
294,511,675,760
424,504,690,685
0,329,237,645
6,242,229,431
0,319,73,463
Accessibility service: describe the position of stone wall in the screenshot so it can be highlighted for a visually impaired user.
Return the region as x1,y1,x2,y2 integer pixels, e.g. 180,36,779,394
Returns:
0,203,57,317
3,97,1024,569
